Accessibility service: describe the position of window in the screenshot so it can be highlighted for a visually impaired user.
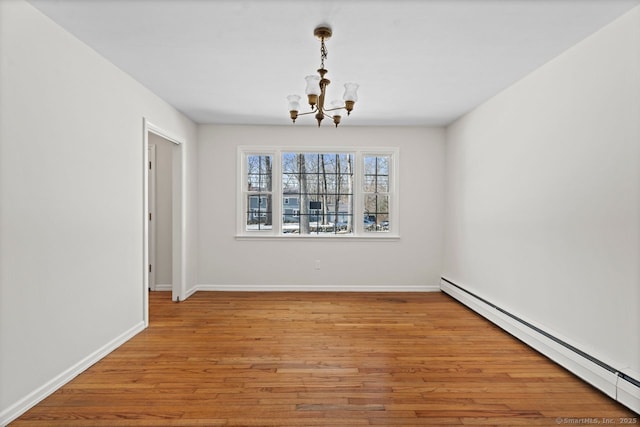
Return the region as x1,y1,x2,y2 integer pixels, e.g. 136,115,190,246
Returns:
239,147,398,238
363,155,390,232
283,152,353,235
244,154,272,231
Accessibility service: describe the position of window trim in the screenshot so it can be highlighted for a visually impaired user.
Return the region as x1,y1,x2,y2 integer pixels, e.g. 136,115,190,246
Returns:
237,146,399,239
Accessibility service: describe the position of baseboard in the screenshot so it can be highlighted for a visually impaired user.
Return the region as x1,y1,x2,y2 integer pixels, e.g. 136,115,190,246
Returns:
184,285,198,300
0,321,146,426
618,375,640,415
195,283,441,292
153,283,172,291
440,277,640,414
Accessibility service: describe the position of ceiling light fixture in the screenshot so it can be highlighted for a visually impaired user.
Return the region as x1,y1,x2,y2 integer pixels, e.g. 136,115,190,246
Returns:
287,25,359,127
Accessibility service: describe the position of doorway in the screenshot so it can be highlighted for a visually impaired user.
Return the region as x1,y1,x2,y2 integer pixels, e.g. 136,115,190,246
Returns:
148,135,174,291
143,119,184,326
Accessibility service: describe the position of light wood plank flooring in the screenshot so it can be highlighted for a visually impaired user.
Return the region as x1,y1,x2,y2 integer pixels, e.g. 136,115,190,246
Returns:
13,291,637,426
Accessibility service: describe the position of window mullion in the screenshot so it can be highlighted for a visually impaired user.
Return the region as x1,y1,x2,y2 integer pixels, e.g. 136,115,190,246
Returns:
272,150,282,234
238,151,249,236
353,151,364,235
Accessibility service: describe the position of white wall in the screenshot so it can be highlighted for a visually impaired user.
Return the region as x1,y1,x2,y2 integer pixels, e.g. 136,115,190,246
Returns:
4,0,635,420
198,125,445,290
149,134,174,287
444,4,640,384
0,0,198,422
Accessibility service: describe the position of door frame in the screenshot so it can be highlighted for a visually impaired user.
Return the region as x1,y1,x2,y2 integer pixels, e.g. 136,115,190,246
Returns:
143,118,185,326
147,143,157,291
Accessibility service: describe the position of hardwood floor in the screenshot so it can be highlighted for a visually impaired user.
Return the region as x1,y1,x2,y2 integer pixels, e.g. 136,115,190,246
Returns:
13,291,637,426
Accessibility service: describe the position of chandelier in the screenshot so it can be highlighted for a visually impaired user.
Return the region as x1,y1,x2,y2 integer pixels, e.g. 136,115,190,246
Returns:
287,26,359,127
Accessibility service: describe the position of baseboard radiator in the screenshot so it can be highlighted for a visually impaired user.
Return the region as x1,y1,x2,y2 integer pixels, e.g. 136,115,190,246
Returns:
440,277,640,414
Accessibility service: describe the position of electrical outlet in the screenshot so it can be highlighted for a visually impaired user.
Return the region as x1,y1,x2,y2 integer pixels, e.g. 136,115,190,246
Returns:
315,260,321,270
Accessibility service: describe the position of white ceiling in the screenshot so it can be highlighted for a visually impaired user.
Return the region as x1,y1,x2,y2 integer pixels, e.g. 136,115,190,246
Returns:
28,0,640,126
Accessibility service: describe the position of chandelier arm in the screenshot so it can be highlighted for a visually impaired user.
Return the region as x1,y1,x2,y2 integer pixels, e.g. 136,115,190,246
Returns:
324,106,346,112
296,110,318,117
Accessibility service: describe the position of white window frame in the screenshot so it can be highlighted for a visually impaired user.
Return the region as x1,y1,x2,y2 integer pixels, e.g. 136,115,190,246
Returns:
237,146,399,239
360,151,398,235
239,150,277,235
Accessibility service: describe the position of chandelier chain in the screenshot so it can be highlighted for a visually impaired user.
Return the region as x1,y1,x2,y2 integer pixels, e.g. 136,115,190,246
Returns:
320,38,328,69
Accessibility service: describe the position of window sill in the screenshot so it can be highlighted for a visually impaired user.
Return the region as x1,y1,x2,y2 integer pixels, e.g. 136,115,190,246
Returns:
235,234,400,241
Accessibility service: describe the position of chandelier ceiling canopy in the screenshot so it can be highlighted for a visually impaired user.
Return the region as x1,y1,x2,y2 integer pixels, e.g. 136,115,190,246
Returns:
287,26,359,127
